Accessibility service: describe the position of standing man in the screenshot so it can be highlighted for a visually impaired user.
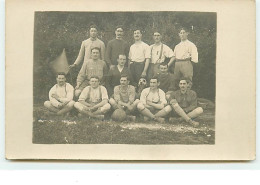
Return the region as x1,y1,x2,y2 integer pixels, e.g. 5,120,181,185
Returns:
69,25,105,69
166,78,203,127
137,76,170,123
109,75,139,121
168,27,198,87
128,29,150,84
75,47,108,97
105,26,129,68
147,31,174,80
44,72,75,115
106,54,134,96
74,76,111,120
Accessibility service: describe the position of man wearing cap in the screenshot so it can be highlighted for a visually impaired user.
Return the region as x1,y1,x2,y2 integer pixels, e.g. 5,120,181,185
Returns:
168,28,198,87
128,29,150,85
105,26,129,69
75,47,108,97
44,72,75,115
147,31,174,80
69,25,105,69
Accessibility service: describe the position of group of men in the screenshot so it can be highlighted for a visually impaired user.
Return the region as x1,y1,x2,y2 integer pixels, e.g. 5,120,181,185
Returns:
44,25,203,127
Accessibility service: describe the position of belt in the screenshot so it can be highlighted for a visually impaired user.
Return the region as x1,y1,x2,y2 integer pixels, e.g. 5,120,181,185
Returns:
176,58,191,62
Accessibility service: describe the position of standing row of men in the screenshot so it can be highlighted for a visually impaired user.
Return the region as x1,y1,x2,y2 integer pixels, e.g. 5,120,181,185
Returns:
43,25,203,126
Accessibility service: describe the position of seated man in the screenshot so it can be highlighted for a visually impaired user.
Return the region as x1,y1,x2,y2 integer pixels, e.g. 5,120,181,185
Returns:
106,54,134,96
74,76,111,120
166,78,203,127
154,62,177,93
137,76,171,123
109,75,139,121
44,72,75,116
75,47,108,97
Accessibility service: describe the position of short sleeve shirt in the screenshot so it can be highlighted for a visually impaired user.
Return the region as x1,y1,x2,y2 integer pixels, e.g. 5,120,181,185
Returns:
149,44,174,64
173,40,198,63
129,41,151,62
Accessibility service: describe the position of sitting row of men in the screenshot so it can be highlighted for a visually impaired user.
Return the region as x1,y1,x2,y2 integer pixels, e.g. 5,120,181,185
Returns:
44,72,203,127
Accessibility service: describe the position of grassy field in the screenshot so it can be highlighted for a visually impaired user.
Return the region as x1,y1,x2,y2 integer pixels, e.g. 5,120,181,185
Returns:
33,102,215,145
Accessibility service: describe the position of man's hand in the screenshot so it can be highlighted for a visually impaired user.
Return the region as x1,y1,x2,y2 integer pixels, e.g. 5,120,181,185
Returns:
146,100,153,106
141,71,147,77
75,84,81,89
57,103,64,108
109,65,116,69
69,64,76,69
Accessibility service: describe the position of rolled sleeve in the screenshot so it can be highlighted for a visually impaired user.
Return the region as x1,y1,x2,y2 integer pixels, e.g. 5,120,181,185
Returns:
74,41,85,66
101,86,109,100
191,43,198,63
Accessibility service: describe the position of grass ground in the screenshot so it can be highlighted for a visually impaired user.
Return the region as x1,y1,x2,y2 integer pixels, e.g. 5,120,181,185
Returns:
33,100,215,145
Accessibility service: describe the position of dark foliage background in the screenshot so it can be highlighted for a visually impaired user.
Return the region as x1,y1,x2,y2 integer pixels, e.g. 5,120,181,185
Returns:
34,11,216,104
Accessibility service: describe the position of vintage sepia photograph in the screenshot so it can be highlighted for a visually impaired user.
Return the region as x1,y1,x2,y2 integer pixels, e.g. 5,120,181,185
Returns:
33,11,216,145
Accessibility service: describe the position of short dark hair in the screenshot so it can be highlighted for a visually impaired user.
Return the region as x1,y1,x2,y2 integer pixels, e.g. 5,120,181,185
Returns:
179,78,190,84
133,28,142,33
115,25,124,31
91,47,101,53
89,76,100,81
120,74,129,80
56,72,66,78
117,54,126,59
159,62,168,67
150,76,160,83
89,24,98,30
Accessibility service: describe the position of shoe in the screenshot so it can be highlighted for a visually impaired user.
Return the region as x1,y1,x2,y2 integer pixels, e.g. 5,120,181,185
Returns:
127,115,136,122
155,117,165,123
188,119,199,127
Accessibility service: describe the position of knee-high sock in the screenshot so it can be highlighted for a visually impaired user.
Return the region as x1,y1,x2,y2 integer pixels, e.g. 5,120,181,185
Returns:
172,103,190,122
187,107,203,119
155,105,171,118
140,108,155,119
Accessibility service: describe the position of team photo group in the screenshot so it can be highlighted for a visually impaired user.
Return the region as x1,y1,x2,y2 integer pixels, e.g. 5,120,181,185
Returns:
33,12,216,144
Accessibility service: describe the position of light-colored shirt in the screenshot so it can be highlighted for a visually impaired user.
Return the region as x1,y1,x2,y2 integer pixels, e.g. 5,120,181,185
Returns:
140,87,167,105
74,38,105,66
149,43,174,64
129,41,150,63
49,83,74,107
114,85,136,104
173,40,198,63
77,59,108,85
79,85,108,103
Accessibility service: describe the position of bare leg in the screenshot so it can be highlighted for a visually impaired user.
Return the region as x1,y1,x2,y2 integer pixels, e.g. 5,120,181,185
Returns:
187,107,203,119
44,101,59,113
155,105,172,118
137,102,155,120
57,101,75,115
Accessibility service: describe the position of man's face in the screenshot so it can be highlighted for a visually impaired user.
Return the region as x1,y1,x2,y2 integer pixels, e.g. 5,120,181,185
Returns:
179,80,188,92
134,30,142,41
120,77,128,86
117,55,126,66
153,32,162,43
56,75,66,86
91,49,100,60
115,28,124,39
159,65,168,74
89,28,98,38
179,29,188,41
150,79,159,90
89,78,99,88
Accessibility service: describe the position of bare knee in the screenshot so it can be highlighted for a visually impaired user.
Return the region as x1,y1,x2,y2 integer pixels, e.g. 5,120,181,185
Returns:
100,103,111,113
66,100,75,108
44,101,51,108
137,102,145,111
164,105,172,113
169,99,178,106
196,107,203,114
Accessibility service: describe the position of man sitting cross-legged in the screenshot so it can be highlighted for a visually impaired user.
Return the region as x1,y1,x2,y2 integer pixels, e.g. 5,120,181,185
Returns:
44,72,75,116
74,76,111,120
109,75,140,121
166,78,203,127
137,76,171,123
